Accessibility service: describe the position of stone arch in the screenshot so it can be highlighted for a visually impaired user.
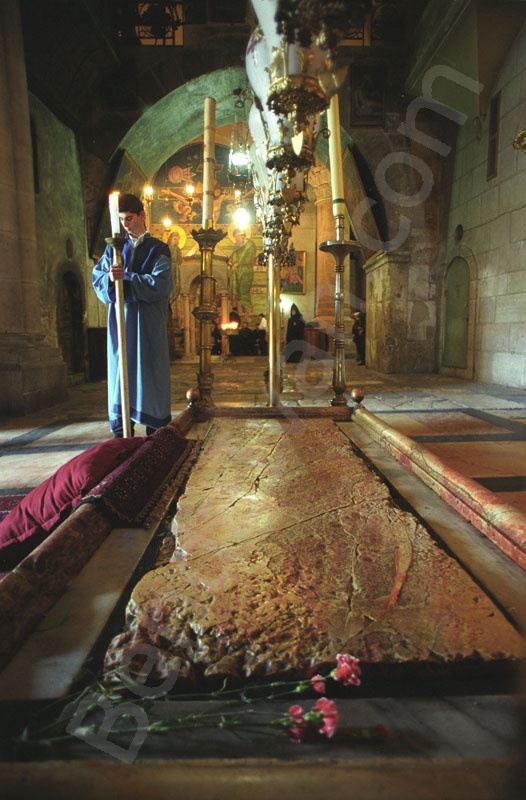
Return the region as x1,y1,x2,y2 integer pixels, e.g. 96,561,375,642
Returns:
115,66,345,184
118,67,250,178
180,255,229,296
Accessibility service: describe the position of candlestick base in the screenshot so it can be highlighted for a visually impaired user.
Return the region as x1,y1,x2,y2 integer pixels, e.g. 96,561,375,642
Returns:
189,227,226,408
319,239,361,407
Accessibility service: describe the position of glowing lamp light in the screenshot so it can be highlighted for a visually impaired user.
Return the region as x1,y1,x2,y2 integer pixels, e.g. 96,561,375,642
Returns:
231,149,250,168
232,206,249,229
163,216,172,229
143,185,153,200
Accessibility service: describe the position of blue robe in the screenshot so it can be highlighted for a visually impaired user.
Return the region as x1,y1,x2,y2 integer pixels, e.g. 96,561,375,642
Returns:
92,234,173,431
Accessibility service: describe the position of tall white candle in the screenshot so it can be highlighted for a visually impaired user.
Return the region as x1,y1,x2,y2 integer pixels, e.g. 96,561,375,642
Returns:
109,191,121,236
202,97,216,228
327,94,345,220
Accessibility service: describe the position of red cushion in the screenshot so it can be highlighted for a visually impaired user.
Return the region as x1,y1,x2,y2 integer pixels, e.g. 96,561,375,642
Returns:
0,438,145,569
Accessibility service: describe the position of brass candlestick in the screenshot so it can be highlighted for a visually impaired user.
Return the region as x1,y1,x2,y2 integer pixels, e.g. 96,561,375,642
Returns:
319,220,360,406
190,227,226,408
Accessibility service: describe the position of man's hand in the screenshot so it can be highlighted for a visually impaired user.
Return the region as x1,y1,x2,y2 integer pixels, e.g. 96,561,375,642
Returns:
109,264,124,282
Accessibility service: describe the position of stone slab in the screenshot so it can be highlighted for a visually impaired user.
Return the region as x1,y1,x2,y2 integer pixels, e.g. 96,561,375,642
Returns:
104,419,525,687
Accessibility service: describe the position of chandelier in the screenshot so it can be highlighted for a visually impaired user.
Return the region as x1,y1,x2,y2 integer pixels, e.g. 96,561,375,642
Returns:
275,0,354,58
228,121,252,196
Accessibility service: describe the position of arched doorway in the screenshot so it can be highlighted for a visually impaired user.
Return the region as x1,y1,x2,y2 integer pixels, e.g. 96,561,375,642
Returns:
57,270,85,378
442,257,470,369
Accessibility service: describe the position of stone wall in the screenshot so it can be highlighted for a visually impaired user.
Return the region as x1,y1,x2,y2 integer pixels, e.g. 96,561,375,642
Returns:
30,95,95,345
441,23,526,388
356,120,441,374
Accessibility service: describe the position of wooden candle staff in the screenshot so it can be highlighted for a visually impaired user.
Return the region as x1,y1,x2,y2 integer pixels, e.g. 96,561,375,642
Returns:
107,191,131,437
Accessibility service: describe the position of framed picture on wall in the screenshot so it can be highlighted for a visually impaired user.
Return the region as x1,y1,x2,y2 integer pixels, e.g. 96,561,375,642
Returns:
350,63,385,125
281,251,306,294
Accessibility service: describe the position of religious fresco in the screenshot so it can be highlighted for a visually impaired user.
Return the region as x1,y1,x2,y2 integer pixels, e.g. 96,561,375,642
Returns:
151,143,256,229
146,144,268,341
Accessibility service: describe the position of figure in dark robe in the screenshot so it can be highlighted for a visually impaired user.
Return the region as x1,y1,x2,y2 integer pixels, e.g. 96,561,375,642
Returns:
285,303,306,363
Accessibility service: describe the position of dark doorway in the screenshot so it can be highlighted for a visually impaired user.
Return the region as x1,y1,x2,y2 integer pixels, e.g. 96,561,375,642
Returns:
58,271,85,376
442,257,470,369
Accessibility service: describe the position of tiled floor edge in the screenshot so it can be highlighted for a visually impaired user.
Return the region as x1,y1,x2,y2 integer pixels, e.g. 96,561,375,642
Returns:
353,406,526,571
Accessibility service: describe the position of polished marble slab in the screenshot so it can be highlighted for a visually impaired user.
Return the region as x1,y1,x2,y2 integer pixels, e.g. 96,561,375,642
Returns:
103,417,525,691
423,440,526,478
372,411,508,438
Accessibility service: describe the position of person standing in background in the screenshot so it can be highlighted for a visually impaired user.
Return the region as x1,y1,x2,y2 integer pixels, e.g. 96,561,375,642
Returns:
256,313,268,355
352,310,366,366
285,303,306,363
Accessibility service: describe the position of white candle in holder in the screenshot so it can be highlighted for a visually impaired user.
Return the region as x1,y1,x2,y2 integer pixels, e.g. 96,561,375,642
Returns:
109,191,121,236
202,97,216,228
327,94,345,220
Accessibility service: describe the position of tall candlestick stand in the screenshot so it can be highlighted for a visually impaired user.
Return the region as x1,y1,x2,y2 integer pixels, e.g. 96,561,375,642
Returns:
267,250,281,406
322,93,361,406
105,235,132,436
202,97,216,228
190,227,225,407
319,221,360,406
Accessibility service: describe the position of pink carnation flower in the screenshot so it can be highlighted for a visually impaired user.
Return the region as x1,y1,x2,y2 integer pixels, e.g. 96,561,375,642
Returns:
334,653,361,686
310,674,326,694
312,697,339,739
286,704,306,743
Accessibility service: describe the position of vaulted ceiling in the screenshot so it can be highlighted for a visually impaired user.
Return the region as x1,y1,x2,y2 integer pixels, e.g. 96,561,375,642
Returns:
20,1,430,162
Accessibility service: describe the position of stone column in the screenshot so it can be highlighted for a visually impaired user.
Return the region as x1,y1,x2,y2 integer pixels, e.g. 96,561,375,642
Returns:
0,0,66,414
364,250,412,372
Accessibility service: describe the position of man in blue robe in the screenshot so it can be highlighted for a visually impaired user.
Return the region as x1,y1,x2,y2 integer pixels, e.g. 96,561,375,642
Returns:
92,193,173,437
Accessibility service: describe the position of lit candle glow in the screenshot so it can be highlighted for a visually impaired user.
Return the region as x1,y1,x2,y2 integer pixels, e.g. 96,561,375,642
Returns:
327,94,345,220
202,97,216,228
109,191,120,236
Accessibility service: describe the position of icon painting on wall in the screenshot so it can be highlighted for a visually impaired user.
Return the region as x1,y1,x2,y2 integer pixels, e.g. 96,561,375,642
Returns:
154,143,256,227
281,251,306,295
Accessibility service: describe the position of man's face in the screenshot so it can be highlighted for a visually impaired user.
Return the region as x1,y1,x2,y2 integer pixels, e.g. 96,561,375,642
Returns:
119,210,146,239
235,231,246,246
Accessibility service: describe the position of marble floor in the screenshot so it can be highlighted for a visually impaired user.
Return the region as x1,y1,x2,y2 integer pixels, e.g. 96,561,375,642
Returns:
1,355,525,516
